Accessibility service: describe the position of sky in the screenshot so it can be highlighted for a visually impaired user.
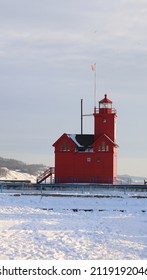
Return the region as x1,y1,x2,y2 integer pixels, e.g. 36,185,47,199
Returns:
0,0,147,177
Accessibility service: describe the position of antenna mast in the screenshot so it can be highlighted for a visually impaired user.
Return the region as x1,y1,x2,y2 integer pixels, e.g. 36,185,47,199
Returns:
81,99,83,134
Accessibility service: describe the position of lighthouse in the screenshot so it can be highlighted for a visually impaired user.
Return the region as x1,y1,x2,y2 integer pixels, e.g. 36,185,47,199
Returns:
53,94,118,184
93,94,118,183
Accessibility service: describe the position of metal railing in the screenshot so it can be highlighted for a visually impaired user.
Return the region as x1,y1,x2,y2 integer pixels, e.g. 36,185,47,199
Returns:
36,167,55,184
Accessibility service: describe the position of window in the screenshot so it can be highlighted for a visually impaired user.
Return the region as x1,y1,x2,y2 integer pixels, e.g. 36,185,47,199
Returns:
97,157,101,162
102,118,107,123
63,141,67,151
60,141,70,151
100,103,112,109
102,142,105,151
86,148,93,152
67,145,70,151
98,142,109,152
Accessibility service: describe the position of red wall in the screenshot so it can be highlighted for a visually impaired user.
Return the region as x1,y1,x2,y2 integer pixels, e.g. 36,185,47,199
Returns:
94,112,116,142
55,149,115,184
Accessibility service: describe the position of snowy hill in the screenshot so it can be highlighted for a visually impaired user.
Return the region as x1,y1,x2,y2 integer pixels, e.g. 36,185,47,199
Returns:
0,156,47,183
0,157,46,175
117,174,147,185
0,167,36,183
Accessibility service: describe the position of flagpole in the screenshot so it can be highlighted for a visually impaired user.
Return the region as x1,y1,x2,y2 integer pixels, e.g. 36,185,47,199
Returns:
94,63,96,109
92,63,97,111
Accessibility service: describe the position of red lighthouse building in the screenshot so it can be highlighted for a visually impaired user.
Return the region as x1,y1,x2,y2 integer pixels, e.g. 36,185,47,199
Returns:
53,94,118,184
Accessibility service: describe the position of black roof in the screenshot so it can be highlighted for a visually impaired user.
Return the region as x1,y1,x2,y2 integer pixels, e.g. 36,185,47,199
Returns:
75,134,94,147
69,134,94,150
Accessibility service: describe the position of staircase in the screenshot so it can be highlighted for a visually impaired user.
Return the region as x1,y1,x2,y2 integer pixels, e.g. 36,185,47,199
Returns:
36,167,55,184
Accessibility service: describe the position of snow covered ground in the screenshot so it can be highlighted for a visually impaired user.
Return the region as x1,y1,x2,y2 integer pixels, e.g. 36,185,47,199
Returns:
0,190,146,260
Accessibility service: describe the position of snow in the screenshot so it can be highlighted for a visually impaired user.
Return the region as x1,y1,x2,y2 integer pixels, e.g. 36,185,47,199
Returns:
0,167,36,183
0,190,146,260
69,134,82,147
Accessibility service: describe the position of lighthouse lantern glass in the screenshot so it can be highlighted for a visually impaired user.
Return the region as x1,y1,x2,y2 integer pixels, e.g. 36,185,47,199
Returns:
100,102,112,109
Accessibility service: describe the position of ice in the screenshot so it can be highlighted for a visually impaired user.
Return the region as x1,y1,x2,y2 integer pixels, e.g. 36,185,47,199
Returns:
0,192,146,259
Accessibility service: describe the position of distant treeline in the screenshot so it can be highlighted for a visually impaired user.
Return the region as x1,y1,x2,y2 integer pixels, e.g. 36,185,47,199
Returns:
0,157,46,175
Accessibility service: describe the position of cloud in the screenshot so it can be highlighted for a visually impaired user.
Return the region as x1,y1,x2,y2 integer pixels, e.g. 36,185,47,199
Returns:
0,0,147,174
1,0,147,68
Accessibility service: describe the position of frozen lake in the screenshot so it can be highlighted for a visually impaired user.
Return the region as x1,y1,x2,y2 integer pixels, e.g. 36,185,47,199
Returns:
0,191,146,259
